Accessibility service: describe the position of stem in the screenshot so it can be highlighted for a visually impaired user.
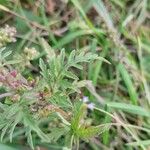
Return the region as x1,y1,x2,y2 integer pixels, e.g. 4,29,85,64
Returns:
76,138,79,150
0,92,14,99
70,135,74,150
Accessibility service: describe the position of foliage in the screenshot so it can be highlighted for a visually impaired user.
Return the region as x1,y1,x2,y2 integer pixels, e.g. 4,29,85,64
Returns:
0,44,109,149
0,0,150,149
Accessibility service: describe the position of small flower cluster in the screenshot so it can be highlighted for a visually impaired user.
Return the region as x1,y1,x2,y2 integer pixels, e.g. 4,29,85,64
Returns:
82,96,95,110
0,25,17,48
0,68,31,91
24,47,39,60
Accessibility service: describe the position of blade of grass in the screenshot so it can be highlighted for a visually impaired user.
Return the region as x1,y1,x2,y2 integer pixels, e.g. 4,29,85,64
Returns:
54,30,93,49
118,63,138,105
102,106,111,146
126,140,150,146
92,46,109,85
88,39,97,80
137,37,150,106
106,102,150,117
0,144,18,150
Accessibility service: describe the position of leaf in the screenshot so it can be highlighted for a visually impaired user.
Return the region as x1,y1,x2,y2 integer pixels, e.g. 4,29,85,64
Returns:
64,133,73,149
48,127,70,142
54,30,93,49
0,121,7,130
0,144,18,150
39,58,47,74
39,58,50,83
74,80,87,88
0,102,7,110
25,127,34,149
63,70,79,80
2,51,12,59
107,102,150,117
97,56,111,64
66,51,98,69
40,38,55,60
75,52,98,63
126,140,150,146
77,124,111,140
50,92,72,108
23,110,49,142
3,60,22,65
71,102,86,131
59,48,65,65
118,63,138,105
59,79,73,90
56,113,70,126
4,103,19,119
71,64,83,70
1,119,13,141
68,50,76,64
9,113,22,142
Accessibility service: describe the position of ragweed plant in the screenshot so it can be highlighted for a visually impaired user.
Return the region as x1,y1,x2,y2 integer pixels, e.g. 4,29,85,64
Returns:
0,30,110,150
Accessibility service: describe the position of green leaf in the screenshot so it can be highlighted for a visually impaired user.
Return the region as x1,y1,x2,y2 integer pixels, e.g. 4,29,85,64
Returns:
118,63,138,105
54,30,93,49
4,103,19,119
48,127,70,142
107,102,150,117
0,144,18,150
126,140,150,146
25,127,34,149
68,50,76,64
9,113,22,142
2,51,12,59
50,92,72,108
1,119,13,141
63,70,79,80
23,110,49,142
71,102,86,131
40,38,55,60
59,48,65,65
39,58,47,74
77,124,111,140
39,58,50,83
66,51,98,69
56,113,71,126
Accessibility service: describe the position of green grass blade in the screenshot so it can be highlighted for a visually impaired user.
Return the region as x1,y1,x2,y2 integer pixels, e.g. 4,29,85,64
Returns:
54,30,92,49
118,63,138,105
126,140,150,146
0,144,18,150
107,102,150,117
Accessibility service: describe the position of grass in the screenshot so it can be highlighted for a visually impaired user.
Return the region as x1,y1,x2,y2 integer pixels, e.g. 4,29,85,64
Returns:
0,0,150,149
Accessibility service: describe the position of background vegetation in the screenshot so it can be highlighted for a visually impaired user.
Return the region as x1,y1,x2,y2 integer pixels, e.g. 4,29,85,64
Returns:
0,0,150,149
